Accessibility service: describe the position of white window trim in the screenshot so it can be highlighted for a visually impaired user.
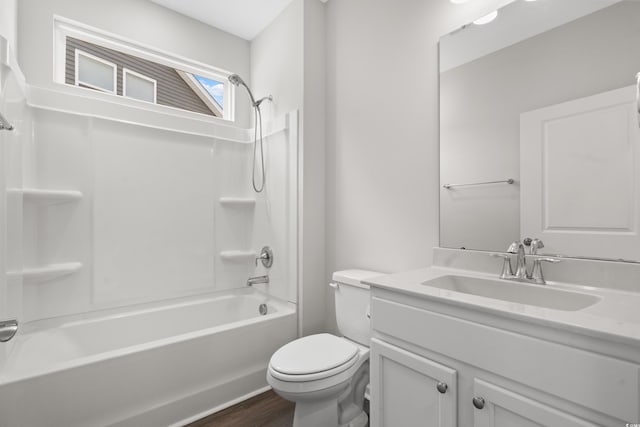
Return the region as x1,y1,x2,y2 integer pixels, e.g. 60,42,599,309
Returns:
74,49,117,94
123,68,157,104
54,16,235,121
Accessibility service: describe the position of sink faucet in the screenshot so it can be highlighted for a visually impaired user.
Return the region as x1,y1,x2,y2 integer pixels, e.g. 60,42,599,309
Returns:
511,241,527,280
247,275,269,286
496,239,560,285
527,238,544,278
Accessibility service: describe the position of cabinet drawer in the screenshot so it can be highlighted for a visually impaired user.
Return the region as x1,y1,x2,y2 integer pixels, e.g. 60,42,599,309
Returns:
371,297,640,421
472,379,600,427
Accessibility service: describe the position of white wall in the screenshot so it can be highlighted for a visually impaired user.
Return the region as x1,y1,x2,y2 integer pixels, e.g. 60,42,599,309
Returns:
17,0,252,127
251,0,304,119
324,0,506,331
0,0,17,55
0,44,28,368
251,0,327,336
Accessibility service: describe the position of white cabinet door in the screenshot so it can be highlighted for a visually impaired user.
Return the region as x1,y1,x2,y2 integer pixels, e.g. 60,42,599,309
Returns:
472,379,599,427
370,339,457,427
520,85,640,260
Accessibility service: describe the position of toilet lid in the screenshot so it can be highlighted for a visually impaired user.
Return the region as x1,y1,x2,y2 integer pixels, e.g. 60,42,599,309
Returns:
270,333,359,375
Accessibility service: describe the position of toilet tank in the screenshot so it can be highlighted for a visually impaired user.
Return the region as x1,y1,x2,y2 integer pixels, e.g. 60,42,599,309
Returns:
332,269,383,346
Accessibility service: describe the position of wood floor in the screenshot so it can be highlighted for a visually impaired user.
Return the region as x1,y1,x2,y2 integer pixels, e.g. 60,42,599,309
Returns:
187,390,295,427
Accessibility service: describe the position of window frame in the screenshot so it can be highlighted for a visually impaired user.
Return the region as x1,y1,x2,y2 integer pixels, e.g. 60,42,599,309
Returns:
123,68,157,104
54,16,235,121
74,49,117,94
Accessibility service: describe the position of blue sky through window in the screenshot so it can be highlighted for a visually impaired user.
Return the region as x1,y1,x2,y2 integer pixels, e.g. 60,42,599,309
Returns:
194,75,224,107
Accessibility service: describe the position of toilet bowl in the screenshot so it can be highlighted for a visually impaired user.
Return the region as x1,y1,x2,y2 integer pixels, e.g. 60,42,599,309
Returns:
266,270,381,427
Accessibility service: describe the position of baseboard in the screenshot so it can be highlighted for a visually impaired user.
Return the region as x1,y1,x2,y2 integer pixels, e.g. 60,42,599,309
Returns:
172,384,272,427
109,367,270,427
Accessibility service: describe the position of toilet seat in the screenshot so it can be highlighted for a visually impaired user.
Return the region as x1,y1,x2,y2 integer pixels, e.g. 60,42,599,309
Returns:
269,334,360,382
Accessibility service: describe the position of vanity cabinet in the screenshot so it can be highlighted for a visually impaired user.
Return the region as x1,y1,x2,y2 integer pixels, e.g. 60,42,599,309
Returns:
369,291,640,427
472,379,599,427
370,338,457,427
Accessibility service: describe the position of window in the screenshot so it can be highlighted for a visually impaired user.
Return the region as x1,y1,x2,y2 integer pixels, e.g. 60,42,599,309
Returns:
123,69,156,103
55,17,234,120
195,75,224,107
177,71,225,118
75,50,116,93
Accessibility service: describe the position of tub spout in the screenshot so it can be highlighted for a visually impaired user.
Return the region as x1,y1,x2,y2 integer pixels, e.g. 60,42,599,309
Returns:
247,275,269,286
0,319,18,342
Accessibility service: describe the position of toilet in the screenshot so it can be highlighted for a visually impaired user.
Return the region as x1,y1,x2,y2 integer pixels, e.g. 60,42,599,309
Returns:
267,269,381,427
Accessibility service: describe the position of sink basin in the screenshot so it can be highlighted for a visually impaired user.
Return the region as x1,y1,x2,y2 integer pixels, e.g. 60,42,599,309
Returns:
421,275,600,311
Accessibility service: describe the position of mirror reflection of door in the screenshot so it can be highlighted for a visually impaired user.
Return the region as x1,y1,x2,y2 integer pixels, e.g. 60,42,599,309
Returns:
520,86,640,261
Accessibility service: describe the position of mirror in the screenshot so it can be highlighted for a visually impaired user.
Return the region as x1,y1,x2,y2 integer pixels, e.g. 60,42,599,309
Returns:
439,0,640,262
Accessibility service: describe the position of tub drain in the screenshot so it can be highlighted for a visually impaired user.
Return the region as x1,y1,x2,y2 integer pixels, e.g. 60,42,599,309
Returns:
259,303,268,315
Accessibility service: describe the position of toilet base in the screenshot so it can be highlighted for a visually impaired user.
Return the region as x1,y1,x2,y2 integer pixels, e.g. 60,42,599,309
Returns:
345,411,368,427
272,360,370,427
292,398,339,427
267,336,371,427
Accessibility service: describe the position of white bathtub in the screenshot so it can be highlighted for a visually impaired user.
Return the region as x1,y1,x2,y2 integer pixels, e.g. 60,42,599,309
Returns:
0,288,297,427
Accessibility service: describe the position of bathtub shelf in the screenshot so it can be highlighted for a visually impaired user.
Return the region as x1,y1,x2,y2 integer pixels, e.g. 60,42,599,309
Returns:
219,251,257,263
9,188,83,205
8,262,83,283
219,197,256,208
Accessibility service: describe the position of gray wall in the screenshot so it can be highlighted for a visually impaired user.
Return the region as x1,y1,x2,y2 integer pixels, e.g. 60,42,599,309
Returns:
323,0,506,332
440,1,640,252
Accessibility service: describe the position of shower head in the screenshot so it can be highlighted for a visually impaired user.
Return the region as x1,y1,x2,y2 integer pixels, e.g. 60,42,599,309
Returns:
228,74,245,87
228,73,257,106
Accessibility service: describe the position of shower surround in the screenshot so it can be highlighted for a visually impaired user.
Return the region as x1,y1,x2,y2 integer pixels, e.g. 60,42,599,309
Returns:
0,36,299,425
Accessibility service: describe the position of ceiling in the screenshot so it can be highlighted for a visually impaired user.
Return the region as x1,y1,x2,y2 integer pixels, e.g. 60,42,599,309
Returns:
149,0,296,41
440,0,621,72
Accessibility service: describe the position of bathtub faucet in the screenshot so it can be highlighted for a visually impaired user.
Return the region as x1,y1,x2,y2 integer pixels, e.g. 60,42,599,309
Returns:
247,275,269,286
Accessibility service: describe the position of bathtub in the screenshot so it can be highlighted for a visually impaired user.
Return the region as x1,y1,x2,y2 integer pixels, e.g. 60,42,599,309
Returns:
0,288,297,427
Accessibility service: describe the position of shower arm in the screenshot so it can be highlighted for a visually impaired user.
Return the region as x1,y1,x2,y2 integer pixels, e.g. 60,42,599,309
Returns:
229,74,257,107
238,80,258,107
228,74,272,108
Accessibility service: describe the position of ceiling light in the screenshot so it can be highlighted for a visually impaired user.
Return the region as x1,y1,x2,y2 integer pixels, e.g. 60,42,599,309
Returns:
473,10,498,25
450,0,470,4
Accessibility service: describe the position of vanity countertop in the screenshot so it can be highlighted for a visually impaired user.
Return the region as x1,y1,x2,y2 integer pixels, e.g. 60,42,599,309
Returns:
365,266,640,346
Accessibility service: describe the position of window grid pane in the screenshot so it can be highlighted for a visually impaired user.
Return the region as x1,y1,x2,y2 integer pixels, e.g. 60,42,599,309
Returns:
125,71,156,103
77,53,115,93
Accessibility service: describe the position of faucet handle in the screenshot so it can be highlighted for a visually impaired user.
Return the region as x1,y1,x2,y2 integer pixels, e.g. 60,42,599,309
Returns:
491,253,514,279
506,241,520,253
530,238,544,255
530,257,561,284
256,246,273,268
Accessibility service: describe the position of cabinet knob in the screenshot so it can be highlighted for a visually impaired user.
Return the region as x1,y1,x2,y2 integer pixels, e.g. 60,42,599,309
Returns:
436,382,448,394
472,397,485,410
